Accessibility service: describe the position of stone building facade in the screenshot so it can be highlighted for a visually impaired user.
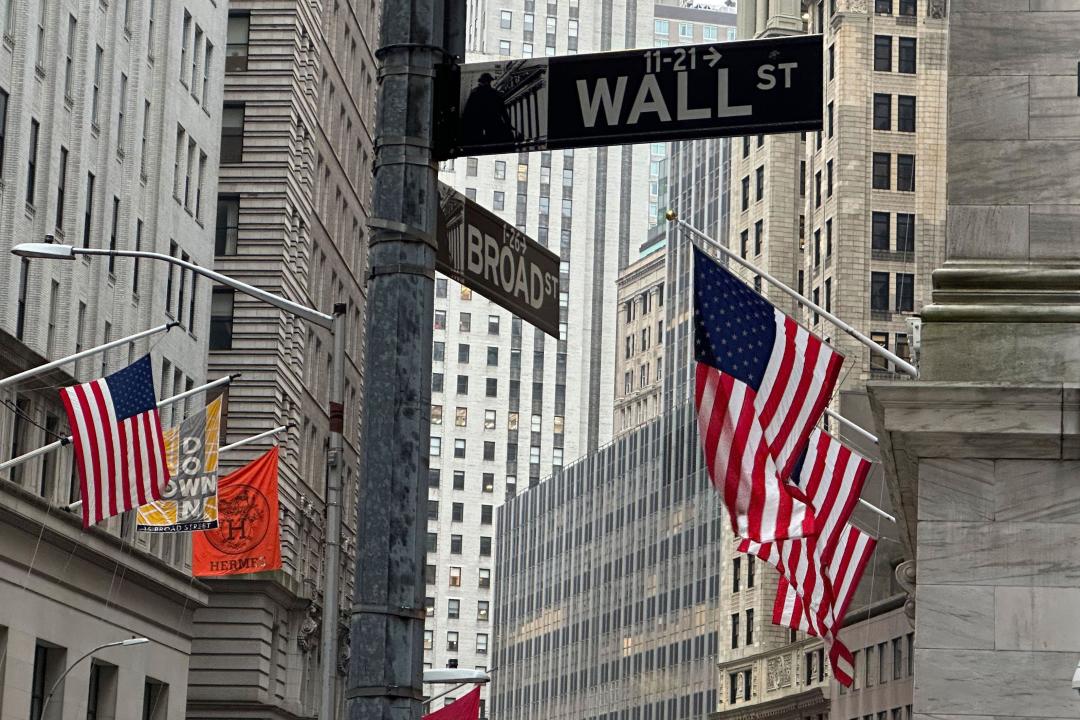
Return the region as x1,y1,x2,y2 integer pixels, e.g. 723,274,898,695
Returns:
190,1,377,718
0,0,225,716
614,250,666,437
871,4,1080,720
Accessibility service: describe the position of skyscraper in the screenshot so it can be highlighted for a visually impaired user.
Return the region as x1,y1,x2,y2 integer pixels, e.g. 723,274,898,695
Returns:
425,2,657,714
0,0,225,713
189,2,378,717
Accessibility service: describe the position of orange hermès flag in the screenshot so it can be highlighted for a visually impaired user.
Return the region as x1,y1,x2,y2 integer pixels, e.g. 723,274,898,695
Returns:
193,446,281,577
423,687,481,720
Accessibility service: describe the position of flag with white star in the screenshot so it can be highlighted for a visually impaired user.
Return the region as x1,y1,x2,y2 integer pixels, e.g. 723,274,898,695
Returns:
693,246,843,542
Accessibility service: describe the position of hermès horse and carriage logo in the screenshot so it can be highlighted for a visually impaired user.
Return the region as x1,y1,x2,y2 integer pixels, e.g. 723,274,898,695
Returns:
206,482,272,555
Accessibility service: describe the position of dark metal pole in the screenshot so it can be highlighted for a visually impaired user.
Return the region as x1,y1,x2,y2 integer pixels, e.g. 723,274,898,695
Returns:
347,1,445,718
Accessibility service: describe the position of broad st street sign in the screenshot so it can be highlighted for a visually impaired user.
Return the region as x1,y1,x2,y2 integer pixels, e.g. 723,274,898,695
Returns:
436,183,561,337
434,34,822,159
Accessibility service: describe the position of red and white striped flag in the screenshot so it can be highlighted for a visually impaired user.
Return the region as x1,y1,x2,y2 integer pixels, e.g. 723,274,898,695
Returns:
694,247,844,542
773,525,877,686
60,355,169,527
737,429,874,686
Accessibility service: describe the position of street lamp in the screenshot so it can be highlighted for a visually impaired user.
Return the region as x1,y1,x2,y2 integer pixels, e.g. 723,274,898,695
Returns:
13,240,349,720
39,637,149,717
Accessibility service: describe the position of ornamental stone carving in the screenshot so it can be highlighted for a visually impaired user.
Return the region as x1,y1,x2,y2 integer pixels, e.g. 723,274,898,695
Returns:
928,0,945,19
297,603,320,653
895,560,916,628
766,654,792,690
841,0,868,13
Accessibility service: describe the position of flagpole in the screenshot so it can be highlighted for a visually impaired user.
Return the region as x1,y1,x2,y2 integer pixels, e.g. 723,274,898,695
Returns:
825,409,879,445
0,374,239,477
219,424,292,453
0,322,179,391
667,211,919,379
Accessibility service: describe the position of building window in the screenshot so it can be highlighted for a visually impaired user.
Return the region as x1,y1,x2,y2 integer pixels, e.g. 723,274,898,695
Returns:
896,273,915,312
55,146,69,230
829,44,835,79
485,378,497,397
431,405,443,425
478,600,490,621
873,93,891,131
815,170,822,207
731,613,739,648
872,153,891,190
500,9,512,28
108,197,120,275
483,441,495,460
871,272,890,314
654,19,669,34
898,95,916,132
825,277,832,312
826,218,833,256
460,312,471,332
828,101,834,137
898,38,917,73
447,631,459,651
220,104,245,163
899,0,916,15
447,599,460,621
434,310,446,330
874,35,892,71
740,230,748,258
479,568,491,588
117,73,128,152
872,212,890,251
216,197,240,254
755,166,764,201
450,535,462,554
814,229,821,267
479,536,491,556
432,373,443,393
747,557,755,587
732,557,741,592
452,470,465,490
30,645,50,720
498,40,511,56
64,15,77,99
26,119,39,205
482,473,494,492
425,564,436,584
430,436,442,456
827,160,834,197
83,172,95,248
449,566,462,587
424,630,433,648
741,176,749,211
456,375,469,394
754,221,763,255
453,440,466,459
897,213,915,253
897,154,916,191
481,504,493,524
746,609,754,645
875,0,892,12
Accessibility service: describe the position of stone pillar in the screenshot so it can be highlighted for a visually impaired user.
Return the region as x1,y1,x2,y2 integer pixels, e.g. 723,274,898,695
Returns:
737,0,758,39
869,5,1080,720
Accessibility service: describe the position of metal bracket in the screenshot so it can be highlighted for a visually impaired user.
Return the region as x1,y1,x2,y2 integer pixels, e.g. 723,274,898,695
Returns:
353,603,428,620
368,217,437,249
345,685,425,701
368,264,436,281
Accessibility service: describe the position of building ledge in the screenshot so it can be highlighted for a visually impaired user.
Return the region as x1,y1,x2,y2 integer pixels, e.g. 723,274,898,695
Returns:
710,687,828,720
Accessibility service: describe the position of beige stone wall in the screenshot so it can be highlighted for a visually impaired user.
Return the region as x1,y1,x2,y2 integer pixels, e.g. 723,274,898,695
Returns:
614,251,666,437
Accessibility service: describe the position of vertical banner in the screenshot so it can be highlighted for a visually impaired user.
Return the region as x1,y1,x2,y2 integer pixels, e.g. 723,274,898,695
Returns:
137,396,222,532
193,446,282,577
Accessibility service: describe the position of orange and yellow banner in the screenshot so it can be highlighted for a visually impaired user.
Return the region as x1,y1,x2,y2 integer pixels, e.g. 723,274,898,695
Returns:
193,446,282,577
137,396,222,532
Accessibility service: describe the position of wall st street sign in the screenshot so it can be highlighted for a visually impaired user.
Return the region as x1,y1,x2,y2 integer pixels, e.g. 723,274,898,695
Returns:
436,183,561,337
434,34,823,159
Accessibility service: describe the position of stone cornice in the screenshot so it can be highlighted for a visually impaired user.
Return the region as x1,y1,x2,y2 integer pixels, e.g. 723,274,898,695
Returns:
710,688,828,720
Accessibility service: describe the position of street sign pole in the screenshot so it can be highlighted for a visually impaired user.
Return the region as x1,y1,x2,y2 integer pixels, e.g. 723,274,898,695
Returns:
348,0,448,718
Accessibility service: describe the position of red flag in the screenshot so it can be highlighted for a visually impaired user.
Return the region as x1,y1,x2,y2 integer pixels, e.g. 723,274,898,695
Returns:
423,686,481,720
193,447,281,576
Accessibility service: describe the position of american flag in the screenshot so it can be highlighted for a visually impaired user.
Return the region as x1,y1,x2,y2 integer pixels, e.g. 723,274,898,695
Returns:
773,525,877,686
694,246,844,542
60,355,169,528
737,428,874,686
